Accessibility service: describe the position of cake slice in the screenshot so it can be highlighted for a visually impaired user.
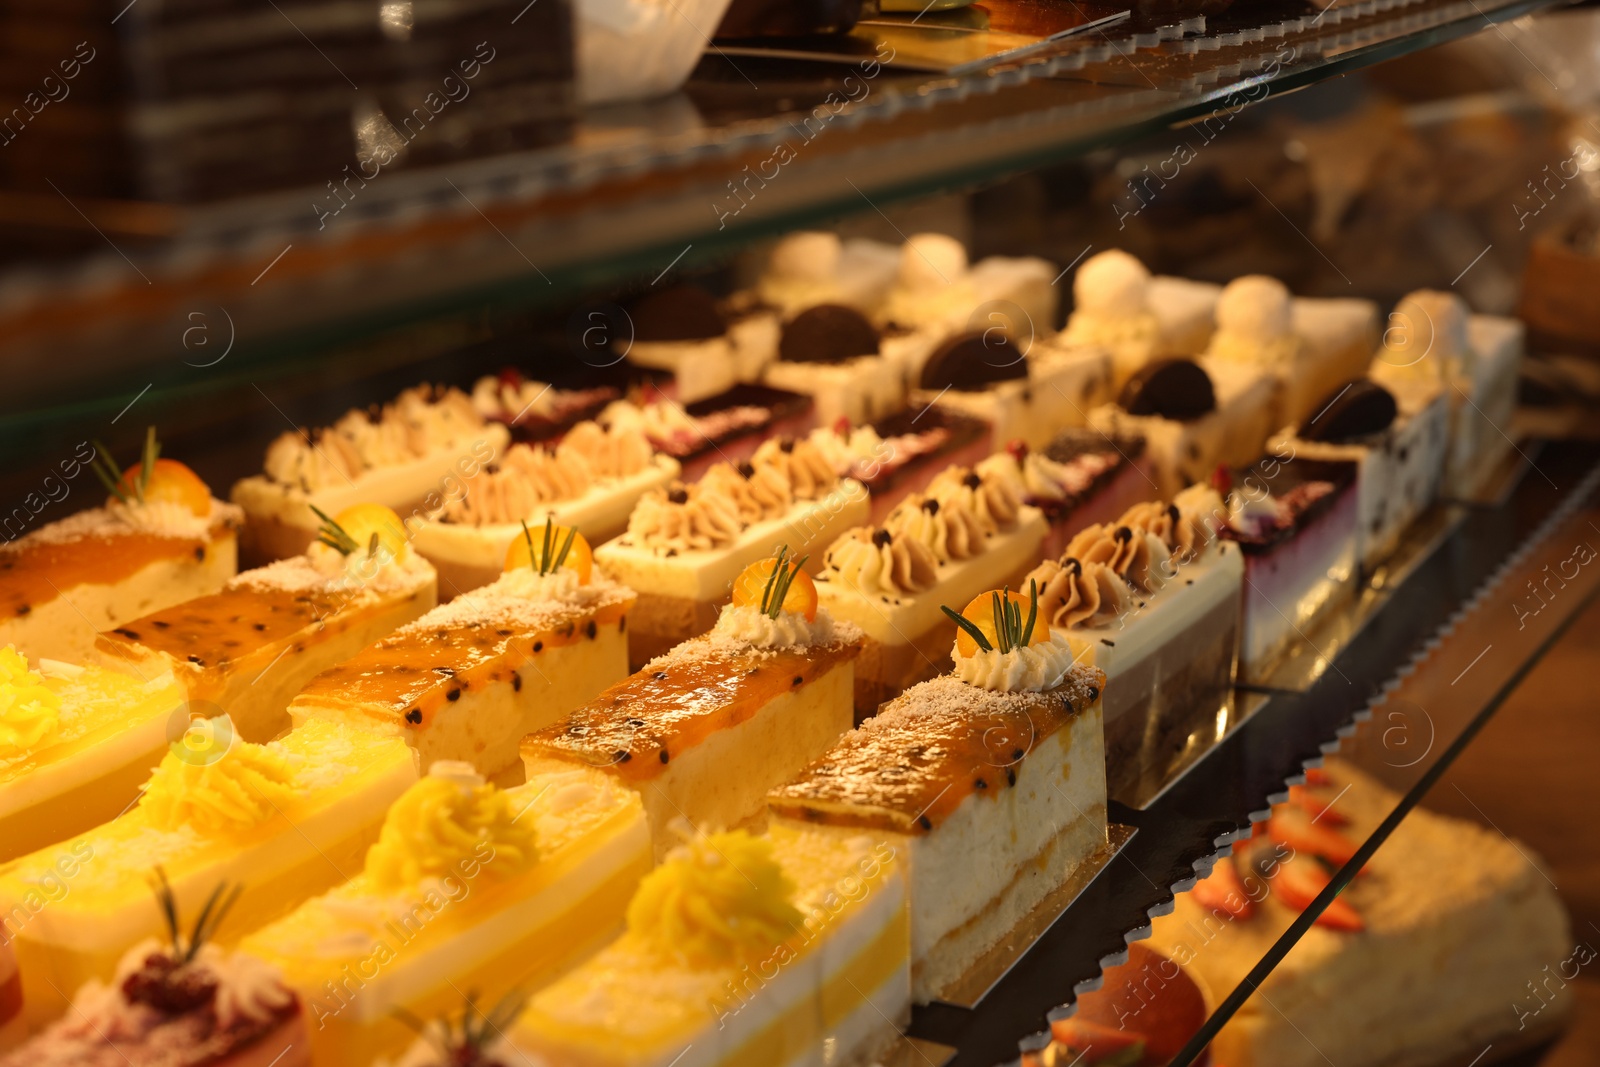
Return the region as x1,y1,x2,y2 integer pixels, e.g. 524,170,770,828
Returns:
240,760,651,1064
876,232,1056,342
757,303,910,425
1062,249,1221,387
750,230,901,316
407,419,679,595
598,383,815,484
815,462,1047,716
1269,378,1448,573
1221,457,1359,680
974,430,1161,561
387,825,910,1067
0,430,241,663
769,585,1107,1001
230,384,509,565
1091,357,1281,499
1205,275,1379,430
1025,486,1241,804
621,284,776,403
92,505,437,744
523,549,859,856
805,407,991,527
0,716,416,1028
910,330,1114,449
0,876,310,1066
1372,289,1523,500
471,368,621,444
290,522,635,778
0,646,186,862
1150,762,1572,1067
595,437,867,665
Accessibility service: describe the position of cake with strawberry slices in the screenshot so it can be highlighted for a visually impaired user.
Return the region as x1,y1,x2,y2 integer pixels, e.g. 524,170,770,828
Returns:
230,384,508,565
522,549,858,857
1149,762,1571,1067
0,874,310,1066
92,505,437,744
0,430,241,663
290,521,634,778
769,584,1107,1001
470,369,621,444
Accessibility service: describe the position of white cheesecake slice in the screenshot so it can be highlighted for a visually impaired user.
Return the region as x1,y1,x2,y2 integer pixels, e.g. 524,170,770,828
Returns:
1063,250,1222,388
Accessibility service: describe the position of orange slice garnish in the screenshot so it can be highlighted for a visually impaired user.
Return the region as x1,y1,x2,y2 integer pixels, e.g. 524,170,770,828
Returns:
732,555,818,622
115,459,211,517
334,504,411,561
953,587,1051,658
504,522,593,585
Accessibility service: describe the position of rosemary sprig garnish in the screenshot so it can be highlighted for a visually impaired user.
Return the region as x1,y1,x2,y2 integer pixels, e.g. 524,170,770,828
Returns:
759,545,808,620
89,426,161,506
310,504,361,556
148,866,243,964
395,985,530,1065
520,517,577,576
940,579,1042,655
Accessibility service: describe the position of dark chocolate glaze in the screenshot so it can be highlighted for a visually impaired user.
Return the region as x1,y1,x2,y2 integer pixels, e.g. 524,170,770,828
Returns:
629,284,726,343
1119,359,1215,420
1300,379,1397,443
919,331,1028,391
780,304,879,363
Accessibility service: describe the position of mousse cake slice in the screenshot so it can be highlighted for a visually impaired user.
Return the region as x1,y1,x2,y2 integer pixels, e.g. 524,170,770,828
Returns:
522,549,858,857
385,825,911,1067
769,585,1108,1002
92,505,437,744
240,760,651,1065
290,521,635,778
0,715,416,1028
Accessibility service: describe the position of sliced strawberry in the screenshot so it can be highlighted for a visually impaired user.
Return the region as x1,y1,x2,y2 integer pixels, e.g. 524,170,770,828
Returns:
1191,855,1255,919
1048,1018,1147,1065
1274,859,1364,932
1268,805,1358,866
1288,784,1349,826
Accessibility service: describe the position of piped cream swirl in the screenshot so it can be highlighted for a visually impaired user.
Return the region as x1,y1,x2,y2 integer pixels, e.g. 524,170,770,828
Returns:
821,527,937,599
953,630,1078,693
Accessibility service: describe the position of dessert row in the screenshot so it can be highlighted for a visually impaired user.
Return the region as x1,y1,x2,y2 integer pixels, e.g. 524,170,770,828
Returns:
0,236,1527,1067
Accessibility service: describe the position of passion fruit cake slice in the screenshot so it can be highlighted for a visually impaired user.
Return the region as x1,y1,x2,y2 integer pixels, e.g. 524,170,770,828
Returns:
290,519,636,778
0,428,242,663
92,504,437,744
522,547,859,858
769,584,1108,1002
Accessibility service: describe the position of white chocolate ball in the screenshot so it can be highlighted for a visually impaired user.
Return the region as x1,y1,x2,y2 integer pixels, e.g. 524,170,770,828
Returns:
1074,249,1151,317
1216,275,1292,341
898,232,968,291
768,231,842,282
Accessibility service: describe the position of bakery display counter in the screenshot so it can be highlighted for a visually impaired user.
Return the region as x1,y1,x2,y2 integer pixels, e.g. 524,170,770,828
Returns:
908,438,1600,1067
0,0,1571,423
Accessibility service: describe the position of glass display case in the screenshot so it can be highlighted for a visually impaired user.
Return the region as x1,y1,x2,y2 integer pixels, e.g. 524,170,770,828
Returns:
3,0,1598,1063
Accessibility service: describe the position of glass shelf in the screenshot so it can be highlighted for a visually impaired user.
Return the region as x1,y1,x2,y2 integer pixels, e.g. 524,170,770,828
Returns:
0,0,1566,431
886,438,1600,1067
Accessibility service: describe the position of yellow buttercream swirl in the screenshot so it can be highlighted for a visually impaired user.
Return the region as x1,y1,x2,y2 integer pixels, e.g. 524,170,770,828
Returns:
627,830,802,967
365,763,537,892
140,728,299,835
0,646,60,760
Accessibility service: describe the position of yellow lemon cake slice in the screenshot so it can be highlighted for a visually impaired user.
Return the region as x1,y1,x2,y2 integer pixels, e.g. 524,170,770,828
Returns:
0,431,242,663
289,523,634,778
0,716,416,1029
769,586,1108,1001
0,647,185,862
522,550,859,857
387,826,911,1067
241,760,650,1065
92,505,437,744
